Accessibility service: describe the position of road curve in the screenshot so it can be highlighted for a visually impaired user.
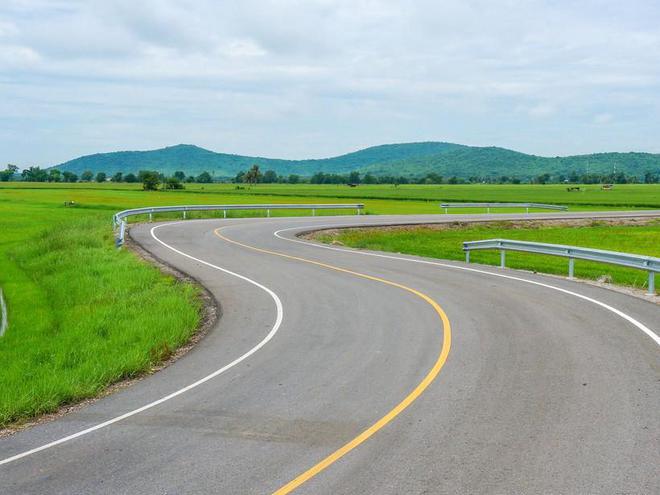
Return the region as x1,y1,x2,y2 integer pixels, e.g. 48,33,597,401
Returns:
1,211,659,494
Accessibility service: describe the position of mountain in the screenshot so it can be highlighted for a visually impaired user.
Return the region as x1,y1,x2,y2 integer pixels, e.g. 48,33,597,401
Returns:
51,142,660,180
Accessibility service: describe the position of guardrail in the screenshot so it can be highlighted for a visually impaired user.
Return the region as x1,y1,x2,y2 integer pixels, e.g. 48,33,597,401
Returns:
463,239,658,295
113,203,365,247
441,203,568,214
0,288,7,337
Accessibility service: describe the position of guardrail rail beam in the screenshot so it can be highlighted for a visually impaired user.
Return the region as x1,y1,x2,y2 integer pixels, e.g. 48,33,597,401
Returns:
441,202,567,214
463,238,659,295
113,203,365,247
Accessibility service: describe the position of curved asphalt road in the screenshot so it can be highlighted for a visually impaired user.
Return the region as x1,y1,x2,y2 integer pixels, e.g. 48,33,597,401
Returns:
1,211,659,494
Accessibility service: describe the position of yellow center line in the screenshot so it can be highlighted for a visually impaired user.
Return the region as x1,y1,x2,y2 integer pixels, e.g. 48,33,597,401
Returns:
213,227,452,494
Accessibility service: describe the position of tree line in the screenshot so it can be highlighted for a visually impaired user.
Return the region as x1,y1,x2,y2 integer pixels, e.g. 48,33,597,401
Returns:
3,163,659,185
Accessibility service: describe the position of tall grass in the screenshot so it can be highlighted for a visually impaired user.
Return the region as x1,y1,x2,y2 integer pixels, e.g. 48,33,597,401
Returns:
0,215,200,427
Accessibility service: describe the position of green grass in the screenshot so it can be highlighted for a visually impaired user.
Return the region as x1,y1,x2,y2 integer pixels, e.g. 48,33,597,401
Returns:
0,181,657,427
0,196,202,428
314,220,660,293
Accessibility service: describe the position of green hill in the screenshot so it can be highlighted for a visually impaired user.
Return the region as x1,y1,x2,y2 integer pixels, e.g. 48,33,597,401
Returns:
51,142,660,180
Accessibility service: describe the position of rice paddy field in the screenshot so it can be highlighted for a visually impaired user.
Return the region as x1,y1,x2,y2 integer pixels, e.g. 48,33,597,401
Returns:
0,181,658,428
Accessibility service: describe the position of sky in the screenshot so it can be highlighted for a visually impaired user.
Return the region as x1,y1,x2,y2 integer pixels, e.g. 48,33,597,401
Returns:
1,0,659,166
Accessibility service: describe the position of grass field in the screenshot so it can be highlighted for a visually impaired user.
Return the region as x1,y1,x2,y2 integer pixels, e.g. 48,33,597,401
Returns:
313,220,660,293
0,181,657,428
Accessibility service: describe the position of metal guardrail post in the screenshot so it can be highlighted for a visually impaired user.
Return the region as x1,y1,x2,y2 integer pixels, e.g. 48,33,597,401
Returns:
465,251,470,263
568,258,575,279
500,249,505,268
649,272,655,295
0,287,8,337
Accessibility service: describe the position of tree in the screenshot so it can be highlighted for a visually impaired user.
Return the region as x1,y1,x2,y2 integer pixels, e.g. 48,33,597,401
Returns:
196,171,212,183
234,171,246,183
95,172,107,183
81,170,94,182
362,173,377,184
348,171,361,184
164,177,184,190
62,171,78,183
48,169,62,182
112,172,123,182
173,171,186,181
141,171,160,191
288,174,300,184
244,165,262,185
262,170,277,183
534,173,551,184
643,170,659,184
185,175,195,183
21,166,48,182
124,173,137,183
0,164,19,182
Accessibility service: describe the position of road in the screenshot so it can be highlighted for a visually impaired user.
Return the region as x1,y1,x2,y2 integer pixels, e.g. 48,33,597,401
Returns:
1,211,659,494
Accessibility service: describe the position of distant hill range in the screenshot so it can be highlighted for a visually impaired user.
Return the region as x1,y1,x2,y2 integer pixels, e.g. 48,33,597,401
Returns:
51,142,660,180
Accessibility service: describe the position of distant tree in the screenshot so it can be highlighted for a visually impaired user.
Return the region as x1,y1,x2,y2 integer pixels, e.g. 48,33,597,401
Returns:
111,172,123,182
244,165,262,186
233,171,246,183
141,171,160,191
348,171,361,184
173,171,186,181
262,170,278,183
362,173,377,184
643,170,659,184
164,177,184,190
124,173,137,183
95,172,107,183
196,171,212,183
0,164,19,181
22,166,48,182
534,173,551,184
310,172,325,184
48,169,62,182
288,174,300,184
81,170,94,182
62,171,78,183
185,175,195,183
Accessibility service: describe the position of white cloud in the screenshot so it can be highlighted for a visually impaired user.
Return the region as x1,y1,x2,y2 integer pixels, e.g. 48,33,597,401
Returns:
1,0,659,165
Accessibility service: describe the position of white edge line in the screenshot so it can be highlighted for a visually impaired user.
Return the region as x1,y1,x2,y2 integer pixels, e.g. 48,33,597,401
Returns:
273,224,660,347
0,221,284,467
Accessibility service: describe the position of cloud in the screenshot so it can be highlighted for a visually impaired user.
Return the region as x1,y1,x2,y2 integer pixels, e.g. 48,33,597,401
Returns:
1,0,660,165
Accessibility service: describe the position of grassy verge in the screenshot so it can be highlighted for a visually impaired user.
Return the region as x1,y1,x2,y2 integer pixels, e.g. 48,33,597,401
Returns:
0,210,201,428
313,219,660,294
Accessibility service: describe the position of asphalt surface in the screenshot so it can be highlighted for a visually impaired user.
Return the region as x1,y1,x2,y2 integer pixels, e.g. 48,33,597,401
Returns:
1,211,659,494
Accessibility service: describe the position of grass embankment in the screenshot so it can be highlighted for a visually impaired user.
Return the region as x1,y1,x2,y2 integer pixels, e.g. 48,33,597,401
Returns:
0,198,202,428
313,219,660,293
